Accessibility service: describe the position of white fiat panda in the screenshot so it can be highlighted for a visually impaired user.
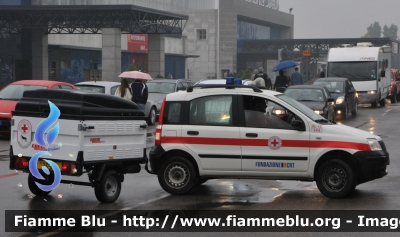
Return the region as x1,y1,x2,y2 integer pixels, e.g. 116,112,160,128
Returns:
147,83,389,198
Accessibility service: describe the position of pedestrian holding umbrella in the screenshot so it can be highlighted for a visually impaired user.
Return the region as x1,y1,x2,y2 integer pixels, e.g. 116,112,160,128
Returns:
273,60,299,72
118,71,152,112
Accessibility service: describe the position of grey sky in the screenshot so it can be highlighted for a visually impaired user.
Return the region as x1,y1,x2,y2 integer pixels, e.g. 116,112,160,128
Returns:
278,0,399,39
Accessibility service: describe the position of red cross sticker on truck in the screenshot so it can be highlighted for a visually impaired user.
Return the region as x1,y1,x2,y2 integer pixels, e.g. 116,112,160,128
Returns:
17,119,32,149
268,136,282,150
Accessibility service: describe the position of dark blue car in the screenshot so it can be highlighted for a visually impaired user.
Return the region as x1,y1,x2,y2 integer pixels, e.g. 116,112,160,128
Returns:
313,77,358,120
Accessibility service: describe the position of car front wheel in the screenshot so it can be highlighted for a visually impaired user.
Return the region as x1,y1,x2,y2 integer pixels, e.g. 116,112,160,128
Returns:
147,107,157,126
316,159,356,198
351,102,358,116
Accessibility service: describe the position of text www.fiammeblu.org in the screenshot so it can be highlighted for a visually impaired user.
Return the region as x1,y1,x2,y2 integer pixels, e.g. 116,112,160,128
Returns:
122,215,400,230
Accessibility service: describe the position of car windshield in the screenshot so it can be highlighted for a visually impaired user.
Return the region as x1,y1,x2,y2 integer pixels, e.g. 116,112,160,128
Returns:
328,62,377,81
147,82,175,93
75,85,105,93
314,81,344,93
0,85,47,100
275,94,326,122
284,88,325,102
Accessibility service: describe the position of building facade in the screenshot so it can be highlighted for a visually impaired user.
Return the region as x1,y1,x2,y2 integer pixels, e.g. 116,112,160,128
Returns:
0,0,293,86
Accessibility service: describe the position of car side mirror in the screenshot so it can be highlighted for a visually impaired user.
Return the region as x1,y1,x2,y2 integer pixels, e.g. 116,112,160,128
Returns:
381,70,386,77
291,120,306,131
327,98,335,103
347,89,355,94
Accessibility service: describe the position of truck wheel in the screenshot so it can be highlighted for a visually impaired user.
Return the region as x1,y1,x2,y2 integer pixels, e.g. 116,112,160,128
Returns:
371,101,378,108
158,156,197,195
28,173,52,196
396,91,400,101
147,107,157,126
94,170,121,203
379,98,386,107
316,159,356,198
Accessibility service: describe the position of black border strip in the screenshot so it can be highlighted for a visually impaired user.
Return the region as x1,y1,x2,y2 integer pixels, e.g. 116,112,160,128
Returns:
199,154,241,159
242,156,308,160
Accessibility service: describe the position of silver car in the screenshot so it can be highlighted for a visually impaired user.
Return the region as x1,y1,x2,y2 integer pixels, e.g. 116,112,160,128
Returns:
75,81,158,125
147,79,193,115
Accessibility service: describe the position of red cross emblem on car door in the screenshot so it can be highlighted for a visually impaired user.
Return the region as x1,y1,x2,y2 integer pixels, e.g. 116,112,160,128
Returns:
268,136,282,150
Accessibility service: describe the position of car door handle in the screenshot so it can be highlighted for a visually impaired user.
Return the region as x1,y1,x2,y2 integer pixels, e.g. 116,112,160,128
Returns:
246,133,258,138
187,131,199,135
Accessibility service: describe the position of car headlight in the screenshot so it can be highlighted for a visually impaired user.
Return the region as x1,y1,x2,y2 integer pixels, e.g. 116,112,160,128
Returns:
367,138,382,151
368,90,376,94
314,110,324,115
336,96,344,104
273,109,286,115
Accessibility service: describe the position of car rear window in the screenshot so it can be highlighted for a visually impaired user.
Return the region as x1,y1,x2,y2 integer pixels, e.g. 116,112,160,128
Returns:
75,85,106,93
164,102,182,124
0,85,47,100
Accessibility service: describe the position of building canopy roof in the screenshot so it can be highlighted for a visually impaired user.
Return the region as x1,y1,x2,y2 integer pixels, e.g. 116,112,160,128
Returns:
0,5,188,34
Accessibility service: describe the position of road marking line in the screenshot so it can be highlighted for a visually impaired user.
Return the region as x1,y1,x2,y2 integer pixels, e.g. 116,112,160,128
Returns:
382,113,387,116
0,173,19,179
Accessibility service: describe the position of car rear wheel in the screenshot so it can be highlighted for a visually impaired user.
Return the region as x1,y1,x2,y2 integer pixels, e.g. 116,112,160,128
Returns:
371,101,378,108
147,107,157,126
158,156,197,195
316,159,356,198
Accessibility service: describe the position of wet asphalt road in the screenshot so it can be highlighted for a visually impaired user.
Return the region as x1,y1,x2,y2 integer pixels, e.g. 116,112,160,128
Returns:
1,100,400,237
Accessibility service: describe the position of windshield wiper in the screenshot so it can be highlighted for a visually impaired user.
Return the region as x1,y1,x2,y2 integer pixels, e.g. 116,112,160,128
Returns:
331,71,340,77
343,72,356,79
354,75,370,79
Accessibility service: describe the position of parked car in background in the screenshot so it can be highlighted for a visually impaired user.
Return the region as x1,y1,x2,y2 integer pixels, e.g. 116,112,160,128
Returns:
388,69,400,103
280,85,336,122
313,77,358,120
75,81,158,125
0,80,75,134
147,79,193,115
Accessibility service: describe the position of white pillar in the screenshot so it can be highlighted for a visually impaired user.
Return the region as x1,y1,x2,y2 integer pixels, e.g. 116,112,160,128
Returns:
148,34,165,78
32,28,48,80
102,28,121,82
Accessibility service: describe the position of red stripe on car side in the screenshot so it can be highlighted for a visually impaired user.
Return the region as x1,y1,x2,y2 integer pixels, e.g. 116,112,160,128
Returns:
161,136,371,151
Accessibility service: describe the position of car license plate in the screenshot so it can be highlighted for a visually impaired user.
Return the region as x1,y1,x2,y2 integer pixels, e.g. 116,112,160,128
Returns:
37,160,62,171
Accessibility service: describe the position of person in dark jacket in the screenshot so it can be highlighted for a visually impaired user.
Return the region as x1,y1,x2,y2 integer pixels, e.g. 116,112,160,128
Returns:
130,79,148,113
274,70,289,92
254,67,271,90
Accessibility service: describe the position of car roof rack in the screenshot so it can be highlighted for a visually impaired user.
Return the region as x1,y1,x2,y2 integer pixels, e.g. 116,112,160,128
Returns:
187,84,263,93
